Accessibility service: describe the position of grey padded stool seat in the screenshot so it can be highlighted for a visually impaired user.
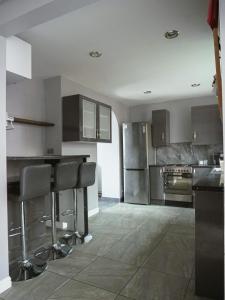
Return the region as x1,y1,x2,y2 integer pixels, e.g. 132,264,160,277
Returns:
51,161,79,259
15,164,52,281
74,162,96,244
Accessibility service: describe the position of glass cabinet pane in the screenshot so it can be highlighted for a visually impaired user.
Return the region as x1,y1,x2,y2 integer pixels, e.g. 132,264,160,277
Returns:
82,99,97,139
99,105,111,140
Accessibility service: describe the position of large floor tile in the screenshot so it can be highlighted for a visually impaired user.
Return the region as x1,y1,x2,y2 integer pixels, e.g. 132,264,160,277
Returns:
159,232,195,253
168,224,195,236
75,233,122,256
116,296,133,300
47,279,116,300
104,231,162,267
143,245,194,278
1,272,68,300
121,268,188,300
47,251,96,278
74,257,137,293
184,280,213,300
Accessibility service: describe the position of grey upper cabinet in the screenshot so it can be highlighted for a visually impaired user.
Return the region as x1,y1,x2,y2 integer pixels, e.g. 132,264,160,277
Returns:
152,109,170,147
62,94,111,143
191,105,222,145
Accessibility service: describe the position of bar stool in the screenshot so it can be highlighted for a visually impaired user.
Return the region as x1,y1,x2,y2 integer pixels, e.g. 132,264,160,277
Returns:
51,161,79,259
73,162,96,244
14,164,52,281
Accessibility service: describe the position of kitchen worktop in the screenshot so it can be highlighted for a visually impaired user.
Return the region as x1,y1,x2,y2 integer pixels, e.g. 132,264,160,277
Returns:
7,155,90,160
149,164,219,168
193,172,224,192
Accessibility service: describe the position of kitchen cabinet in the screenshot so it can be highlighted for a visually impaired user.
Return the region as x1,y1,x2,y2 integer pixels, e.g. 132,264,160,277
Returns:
152,110,170,147
149,166,164,204
191,105,222,145
193,179,224,299
63,94,111,143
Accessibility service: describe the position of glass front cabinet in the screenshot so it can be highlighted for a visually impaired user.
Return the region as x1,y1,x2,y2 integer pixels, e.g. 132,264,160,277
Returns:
63,94,111,143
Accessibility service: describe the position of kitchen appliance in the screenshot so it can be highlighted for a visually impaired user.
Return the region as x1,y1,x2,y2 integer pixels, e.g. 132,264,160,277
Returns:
163,165,193,203
123,122,154,204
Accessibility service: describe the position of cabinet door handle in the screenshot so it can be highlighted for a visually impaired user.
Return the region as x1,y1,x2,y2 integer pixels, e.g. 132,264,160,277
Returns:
193,131,197,141
161,132,165,141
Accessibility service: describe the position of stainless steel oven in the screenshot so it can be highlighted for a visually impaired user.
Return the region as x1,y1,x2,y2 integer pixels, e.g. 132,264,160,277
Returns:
163,166,193,203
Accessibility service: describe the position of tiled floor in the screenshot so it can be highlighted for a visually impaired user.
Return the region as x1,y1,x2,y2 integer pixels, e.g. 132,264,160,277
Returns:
1,203,212,300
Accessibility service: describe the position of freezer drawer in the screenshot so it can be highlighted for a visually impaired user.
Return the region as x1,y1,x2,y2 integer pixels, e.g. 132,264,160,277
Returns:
124,169,149,205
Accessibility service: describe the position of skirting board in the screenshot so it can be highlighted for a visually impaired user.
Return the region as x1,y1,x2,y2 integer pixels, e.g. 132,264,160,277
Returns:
0,276,11,294
46,207,100,229
88,207,99,217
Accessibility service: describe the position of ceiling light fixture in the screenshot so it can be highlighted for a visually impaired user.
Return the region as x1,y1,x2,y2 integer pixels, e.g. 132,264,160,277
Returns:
144,90,152,94
191,83,200,87
164,30,179,39
89,50,102,58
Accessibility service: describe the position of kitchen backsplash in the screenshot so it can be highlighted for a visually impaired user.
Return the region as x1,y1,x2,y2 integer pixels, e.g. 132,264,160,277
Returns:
156,143,223,165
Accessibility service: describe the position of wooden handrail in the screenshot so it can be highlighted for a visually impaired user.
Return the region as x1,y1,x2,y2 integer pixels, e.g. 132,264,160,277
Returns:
213,28,223,118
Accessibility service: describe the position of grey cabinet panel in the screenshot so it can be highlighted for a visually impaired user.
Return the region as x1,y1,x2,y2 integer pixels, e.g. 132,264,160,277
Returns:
191,105,222,145
152,110,170,147
195,190,224,299
149,166,164,202
63,94,111,143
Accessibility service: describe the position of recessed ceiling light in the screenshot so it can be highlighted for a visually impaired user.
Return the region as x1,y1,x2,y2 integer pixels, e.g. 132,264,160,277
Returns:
89,50,102,58
164,30,179,39
144,90,152,94
191,83,201,87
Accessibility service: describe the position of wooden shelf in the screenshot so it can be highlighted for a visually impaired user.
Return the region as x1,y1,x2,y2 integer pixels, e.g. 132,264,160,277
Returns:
14,117,54,127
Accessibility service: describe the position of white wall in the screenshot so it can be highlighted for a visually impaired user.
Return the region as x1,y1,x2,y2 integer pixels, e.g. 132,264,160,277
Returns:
0,36,11,292
6,79,46,156
44,76,62,155
6,36,32,80
97,112,121,199
129,96,217,143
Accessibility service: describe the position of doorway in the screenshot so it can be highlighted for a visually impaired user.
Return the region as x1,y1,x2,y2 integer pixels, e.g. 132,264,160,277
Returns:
97,111,121,210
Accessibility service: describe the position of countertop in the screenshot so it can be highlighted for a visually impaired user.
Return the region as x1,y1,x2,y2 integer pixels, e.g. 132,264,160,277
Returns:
7,155,90,161
149,164,219,168
192,173,224,192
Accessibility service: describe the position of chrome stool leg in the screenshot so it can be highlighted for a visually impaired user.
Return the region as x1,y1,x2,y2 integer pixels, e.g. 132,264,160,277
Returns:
51,192,73,259
18,201,47,281
72,189,84,244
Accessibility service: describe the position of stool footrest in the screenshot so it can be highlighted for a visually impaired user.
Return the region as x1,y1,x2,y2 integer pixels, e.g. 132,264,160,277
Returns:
61,209,74,216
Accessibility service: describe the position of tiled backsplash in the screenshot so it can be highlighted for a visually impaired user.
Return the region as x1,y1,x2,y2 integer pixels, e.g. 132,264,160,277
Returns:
156,143,223,165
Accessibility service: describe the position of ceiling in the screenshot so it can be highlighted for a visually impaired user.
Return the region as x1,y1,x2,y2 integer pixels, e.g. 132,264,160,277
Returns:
19,0,215,106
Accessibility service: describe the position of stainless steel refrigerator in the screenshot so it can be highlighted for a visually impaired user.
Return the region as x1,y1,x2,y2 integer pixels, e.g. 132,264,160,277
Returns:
123,122,154,204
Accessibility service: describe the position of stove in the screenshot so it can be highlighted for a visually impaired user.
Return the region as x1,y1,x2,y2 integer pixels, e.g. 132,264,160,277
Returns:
164,165,192,174
163,165,193,203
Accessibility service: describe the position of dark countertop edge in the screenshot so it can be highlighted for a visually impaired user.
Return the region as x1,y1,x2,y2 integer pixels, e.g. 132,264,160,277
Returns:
193,186,224,192
149,164,220,168
193,174,224,192
7,155,90,160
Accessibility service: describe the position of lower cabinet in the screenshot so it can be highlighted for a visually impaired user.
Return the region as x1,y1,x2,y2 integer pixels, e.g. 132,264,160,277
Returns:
194,189,224,299
149,166,164,204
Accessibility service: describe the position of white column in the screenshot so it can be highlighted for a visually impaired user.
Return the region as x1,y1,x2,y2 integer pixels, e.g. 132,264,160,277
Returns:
0,36,11,293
